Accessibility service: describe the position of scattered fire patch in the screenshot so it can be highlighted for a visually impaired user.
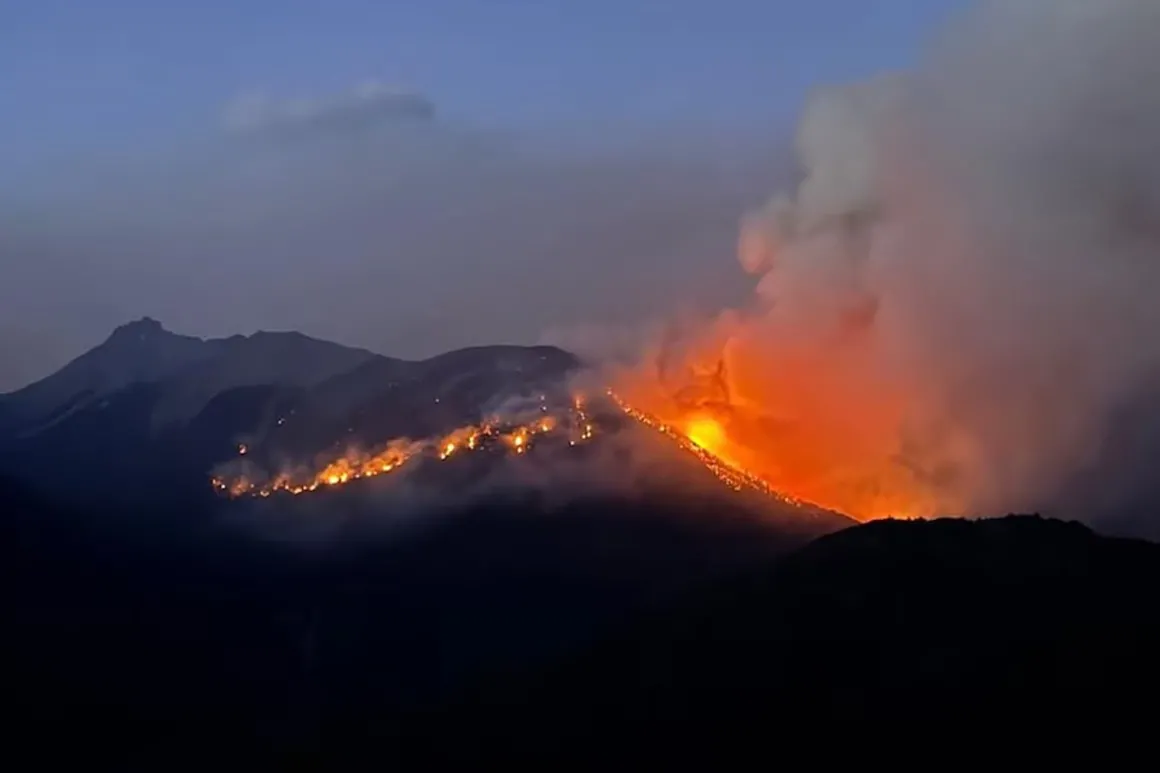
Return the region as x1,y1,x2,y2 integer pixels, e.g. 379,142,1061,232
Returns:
212,395,597,499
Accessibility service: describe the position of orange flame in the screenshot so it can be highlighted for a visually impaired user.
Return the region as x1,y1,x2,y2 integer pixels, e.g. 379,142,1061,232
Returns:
606,389,807,506
214,400,589,498
610,343,940,522
212,388,878,519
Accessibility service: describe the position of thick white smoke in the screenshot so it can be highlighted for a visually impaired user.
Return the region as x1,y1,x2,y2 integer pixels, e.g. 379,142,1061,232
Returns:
652,0,1160,523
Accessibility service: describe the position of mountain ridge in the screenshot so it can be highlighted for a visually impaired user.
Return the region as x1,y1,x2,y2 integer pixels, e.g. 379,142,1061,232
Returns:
0,318,383,430
388,513,1160,763
8,323,1146,761
0,318,584,507
0,318,584,431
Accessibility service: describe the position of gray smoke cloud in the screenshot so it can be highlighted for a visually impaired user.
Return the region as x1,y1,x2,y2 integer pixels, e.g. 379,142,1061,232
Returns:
686,0,1160,528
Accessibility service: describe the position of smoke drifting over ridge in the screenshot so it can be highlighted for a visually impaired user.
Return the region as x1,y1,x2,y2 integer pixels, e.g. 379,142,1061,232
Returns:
0,83,769,392
615,0,1160,525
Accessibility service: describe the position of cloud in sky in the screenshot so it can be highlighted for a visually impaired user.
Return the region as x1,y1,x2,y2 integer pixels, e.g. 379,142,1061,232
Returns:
221,82,436,138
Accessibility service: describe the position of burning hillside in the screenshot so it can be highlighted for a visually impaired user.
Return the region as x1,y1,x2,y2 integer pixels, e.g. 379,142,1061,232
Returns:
608,359,941,522
210,388,827,514
605,390,811,508
213,395,596,499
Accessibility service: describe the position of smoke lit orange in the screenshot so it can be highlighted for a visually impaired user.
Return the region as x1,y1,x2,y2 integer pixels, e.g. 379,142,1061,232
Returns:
609,345,941,522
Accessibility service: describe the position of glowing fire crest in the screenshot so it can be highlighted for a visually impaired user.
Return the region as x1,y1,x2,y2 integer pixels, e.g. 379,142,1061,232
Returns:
213,395,597,499
210,379,917,522
209,386,819,514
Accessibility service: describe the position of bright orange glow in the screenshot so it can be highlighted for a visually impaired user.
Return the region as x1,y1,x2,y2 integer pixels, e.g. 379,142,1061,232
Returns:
606,390,806,505
611,340,942,521
685,416,726,455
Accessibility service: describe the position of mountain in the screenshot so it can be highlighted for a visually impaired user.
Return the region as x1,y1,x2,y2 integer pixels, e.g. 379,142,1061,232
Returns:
0,317,848,545
0,318,862,765
8,507,1157,762
0,469,837,762
0,317,378,435
9,323,1148,763
392,515,1160,764
0,318,211,432
0,319,580,507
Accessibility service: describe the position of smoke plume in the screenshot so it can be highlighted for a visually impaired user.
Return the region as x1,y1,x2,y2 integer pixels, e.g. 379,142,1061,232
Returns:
618,0,1160,525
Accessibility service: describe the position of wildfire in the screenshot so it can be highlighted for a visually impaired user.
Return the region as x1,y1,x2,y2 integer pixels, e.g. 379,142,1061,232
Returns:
213,400,595,499
685,416,727,456
608,352,940,522
605,389,808,507
212,385,899,519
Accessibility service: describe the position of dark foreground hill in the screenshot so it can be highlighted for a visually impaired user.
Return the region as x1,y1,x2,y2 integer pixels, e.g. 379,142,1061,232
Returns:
387,515,1160,764
6,479,1160,763
0,474,837,763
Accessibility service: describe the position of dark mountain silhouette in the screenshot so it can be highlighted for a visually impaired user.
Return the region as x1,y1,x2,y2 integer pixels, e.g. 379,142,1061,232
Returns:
6,498,1157,763
0,319,580,508
0,317,378,435
390,515,1160,764
0,318,213,432
0,471,842,763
